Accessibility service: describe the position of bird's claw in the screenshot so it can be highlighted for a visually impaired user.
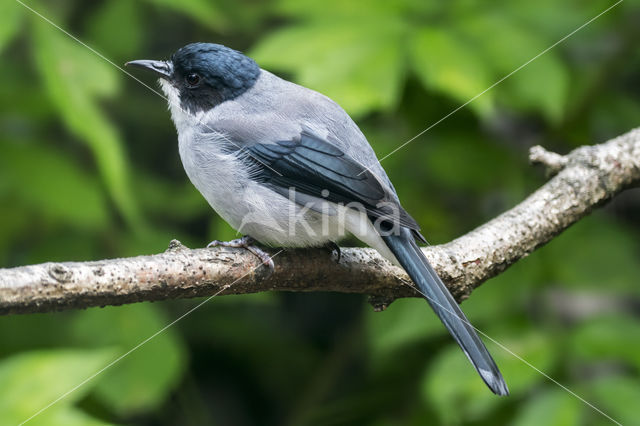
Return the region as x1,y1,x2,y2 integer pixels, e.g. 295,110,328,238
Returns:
207,236,275,273
247,247,275,272
206,240,222,248
324,241,341,263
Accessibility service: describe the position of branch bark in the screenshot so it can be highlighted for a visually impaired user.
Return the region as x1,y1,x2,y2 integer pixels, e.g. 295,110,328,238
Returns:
1,128,639,315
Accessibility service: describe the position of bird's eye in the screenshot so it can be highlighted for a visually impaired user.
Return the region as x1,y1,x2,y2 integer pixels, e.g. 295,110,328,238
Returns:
185,73,201,88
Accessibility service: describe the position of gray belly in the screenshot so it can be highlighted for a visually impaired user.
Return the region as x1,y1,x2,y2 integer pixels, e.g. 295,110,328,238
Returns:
222,182,345,247
178,135,344,247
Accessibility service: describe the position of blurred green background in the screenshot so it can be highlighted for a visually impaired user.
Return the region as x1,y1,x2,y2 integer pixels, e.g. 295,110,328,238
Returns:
1,0,639,424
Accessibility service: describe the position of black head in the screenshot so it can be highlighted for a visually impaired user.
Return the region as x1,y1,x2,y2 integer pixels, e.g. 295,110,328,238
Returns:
126,43,260,113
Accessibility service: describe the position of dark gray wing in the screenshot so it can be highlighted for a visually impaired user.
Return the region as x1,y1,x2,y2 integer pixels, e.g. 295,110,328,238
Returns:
235,130,425,240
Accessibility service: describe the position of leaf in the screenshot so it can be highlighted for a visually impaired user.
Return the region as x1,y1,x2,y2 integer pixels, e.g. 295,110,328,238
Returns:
0,0,23,54
71,304,186,416
422,330,556,424
0,349,114,425
31,17,143,230
569,314,640,372
590,95,640,141
541,214,640,293
503,0,612,39
587,375,640,426
117,226,191,258
421,133,516,191
142,0,227,31
133,171,208,221
0,198,31,265
463,13,569,122
86,0,143,60
179,299,319,401
0,311,77,355
274,0,417,20
366,298,443,360
511,388,581,426
27,406,115,426
410,27,494,115
0,141,108,229
251,22,405,117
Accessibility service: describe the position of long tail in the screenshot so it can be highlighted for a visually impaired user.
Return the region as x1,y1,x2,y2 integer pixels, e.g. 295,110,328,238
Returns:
381,229,509,396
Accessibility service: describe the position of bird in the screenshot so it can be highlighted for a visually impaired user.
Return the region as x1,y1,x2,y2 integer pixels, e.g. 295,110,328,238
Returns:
126,42,509,395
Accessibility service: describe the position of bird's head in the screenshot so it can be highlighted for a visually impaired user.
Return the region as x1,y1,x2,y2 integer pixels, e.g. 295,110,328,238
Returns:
126,43,260,114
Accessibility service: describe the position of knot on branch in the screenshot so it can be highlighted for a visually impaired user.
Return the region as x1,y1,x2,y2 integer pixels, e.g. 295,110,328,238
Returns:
529,145,568,176
48,263,73,283
166,239,189,252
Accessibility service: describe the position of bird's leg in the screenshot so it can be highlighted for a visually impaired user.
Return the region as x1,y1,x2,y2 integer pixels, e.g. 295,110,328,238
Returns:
207,236,275,272
323,241,341,263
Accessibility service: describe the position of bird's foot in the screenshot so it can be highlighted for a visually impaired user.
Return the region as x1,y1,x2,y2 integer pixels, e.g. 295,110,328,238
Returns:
207,236,275,272
323,241,341,263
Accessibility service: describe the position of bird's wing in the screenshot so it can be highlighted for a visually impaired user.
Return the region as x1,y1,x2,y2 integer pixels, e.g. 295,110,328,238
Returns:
232,129,424,237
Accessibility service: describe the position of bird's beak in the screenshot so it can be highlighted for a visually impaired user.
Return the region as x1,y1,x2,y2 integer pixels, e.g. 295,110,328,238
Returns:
125,60,173,79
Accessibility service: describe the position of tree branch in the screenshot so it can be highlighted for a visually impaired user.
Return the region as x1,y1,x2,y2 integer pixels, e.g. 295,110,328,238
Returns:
1,128,639,315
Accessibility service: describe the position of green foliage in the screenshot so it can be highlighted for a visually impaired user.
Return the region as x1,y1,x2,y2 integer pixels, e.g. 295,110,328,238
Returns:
1,0,639,424
511,388,581,426
87,0,143,60
0,349,116,425
410,27,494,115
570,314,640,372
252,21,406,117
587,376,640,426
31,17,141,230
0,1,23,53
143,0,227,31
422,331,556,424
71,304,186,416
252,0,571,121
366,298,442,361
541,215,640,292
462,12,569,122
421,132,517,191
0,141,108,229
